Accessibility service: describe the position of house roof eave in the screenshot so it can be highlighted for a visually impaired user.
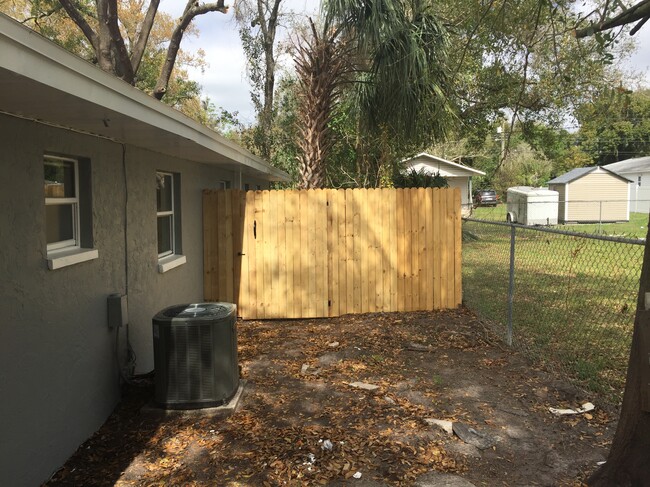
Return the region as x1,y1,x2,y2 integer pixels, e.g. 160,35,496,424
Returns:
402,152,486,176
0,13,289,182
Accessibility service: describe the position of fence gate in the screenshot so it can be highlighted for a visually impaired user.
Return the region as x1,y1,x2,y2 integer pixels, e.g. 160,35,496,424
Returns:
203,188,461,319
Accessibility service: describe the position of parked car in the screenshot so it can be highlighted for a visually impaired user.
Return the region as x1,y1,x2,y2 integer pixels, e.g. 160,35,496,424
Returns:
473,189,498,207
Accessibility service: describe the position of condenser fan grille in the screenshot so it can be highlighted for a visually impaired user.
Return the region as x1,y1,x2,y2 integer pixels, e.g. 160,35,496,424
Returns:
153,302,238,409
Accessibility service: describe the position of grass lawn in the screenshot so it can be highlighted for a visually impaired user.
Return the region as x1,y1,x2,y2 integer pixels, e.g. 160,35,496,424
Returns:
462,217,643,399
471,205,649,239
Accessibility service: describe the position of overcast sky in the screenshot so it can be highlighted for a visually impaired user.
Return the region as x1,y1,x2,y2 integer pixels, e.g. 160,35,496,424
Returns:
160,0,649,125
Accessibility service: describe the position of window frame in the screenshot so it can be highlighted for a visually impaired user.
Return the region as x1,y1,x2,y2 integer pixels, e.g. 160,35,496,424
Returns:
44,155,80,253
156,171,176,259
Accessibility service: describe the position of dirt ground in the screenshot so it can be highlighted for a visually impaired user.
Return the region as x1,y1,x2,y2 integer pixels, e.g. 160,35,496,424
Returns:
46,308,617,486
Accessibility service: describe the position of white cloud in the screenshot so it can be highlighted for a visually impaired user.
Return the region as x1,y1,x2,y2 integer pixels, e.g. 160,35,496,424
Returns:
160,0,318,125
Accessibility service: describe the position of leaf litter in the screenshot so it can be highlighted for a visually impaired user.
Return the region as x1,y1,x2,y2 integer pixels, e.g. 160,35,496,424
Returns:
46,308,616,486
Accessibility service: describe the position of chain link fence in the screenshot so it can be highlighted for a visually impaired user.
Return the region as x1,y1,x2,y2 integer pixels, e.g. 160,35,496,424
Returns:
462,216,645,402
466,199,650,238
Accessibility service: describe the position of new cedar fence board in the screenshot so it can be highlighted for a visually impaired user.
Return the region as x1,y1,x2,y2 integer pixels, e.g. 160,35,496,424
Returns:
203,188,462,319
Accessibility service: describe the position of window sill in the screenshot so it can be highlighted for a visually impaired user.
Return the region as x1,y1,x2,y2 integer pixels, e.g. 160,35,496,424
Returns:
47,248,99,270
158,254,186,273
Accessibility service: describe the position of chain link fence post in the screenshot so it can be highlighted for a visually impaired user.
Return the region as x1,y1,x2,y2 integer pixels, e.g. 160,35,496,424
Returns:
463,215,644,400
507,224,515,346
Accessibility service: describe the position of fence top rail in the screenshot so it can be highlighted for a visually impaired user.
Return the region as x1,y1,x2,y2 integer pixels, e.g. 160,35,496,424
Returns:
463,217,647,246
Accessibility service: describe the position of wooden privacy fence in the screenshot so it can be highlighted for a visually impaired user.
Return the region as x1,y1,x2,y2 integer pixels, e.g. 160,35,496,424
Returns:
203,188,462,319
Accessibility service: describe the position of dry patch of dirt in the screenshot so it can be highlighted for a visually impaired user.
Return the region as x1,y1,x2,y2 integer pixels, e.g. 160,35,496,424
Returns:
46,308,615,486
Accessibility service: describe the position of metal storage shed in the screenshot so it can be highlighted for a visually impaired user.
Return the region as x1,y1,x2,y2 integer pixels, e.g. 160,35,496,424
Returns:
547,166,632,223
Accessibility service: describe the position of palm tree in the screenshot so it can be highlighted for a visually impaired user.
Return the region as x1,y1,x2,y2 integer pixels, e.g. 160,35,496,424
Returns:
293,19,355,189
293,0,452,188
323,0,453,185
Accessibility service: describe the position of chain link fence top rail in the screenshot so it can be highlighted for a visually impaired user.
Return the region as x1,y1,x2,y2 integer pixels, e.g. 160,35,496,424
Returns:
466,199,650,238
462,215,646,402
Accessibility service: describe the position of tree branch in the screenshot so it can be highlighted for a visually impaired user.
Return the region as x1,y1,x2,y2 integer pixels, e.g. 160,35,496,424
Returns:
575,0,650,37
105,0,135,82
58,0,99,51
95,0,115,72
131,0,161,76
494,0,543,172
20,5,64,26
451,0,497,80
154,0,229,99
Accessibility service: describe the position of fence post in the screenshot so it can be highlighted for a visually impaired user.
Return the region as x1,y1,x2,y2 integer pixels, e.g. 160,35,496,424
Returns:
599,201,603,234
507,224,516,346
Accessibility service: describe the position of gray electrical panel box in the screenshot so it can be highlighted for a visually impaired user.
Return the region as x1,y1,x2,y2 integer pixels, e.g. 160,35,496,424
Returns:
107,294,128,329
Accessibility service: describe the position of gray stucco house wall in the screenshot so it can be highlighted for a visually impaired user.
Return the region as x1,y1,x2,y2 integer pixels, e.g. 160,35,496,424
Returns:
0,13,287,486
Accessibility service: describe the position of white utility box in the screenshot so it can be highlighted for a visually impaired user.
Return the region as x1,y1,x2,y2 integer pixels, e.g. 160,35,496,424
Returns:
506,186,559,225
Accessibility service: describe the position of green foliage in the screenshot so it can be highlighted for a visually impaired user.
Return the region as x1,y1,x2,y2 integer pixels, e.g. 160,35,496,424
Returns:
553,146,592,177
237,23,265,115
325,94,362,187
324,0,454,167
520,121,572,162
262,75,302,185
575,87,650,165
134,49,203,110
491,142,552,195
393,168,449,189
192,99,244,137
441,0,630,134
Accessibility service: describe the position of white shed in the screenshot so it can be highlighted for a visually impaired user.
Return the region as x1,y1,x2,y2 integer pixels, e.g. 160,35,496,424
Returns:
604,156,650,214
548,166,631,223
506,187,559,225
402,153,485,215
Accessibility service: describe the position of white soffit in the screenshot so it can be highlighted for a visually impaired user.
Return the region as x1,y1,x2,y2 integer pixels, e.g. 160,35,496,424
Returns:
0,14,288,181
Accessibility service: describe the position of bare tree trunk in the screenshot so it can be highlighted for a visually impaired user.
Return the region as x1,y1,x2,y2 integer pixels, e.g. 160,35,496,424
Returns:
258,0,280,160
58,0,99,52
57,0,229,101
235,0,283,159
130,0,161,75
589,215,650,486
154,0,229,99
95,0,116,74
105,0,135,82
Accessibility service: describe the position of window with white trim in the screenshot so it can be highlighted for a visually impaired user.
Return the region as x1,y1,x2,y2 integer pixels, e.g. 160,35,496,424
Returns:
44,155,96,269
156,171,183,265
44,155,80,251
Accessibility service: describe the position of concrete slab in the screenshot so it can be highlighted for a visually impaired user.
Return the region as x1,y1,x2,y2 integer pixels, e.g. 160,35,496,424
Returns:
414,472,477,487
141,380,246,417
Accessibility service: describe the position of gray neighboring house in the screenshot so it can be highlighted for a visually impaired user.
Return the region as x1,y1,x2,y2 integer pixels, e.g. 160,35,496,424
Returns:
0,13,288,487
547,166,631,223
402,153,486,215
604,156,650,213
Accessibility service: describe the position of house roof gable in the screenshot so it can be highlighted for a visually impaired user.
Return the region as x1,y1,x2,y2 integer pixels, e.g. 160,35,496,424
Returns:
548,166,632,185
402,152,486,177
604,156,650,175
0,13,288,181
